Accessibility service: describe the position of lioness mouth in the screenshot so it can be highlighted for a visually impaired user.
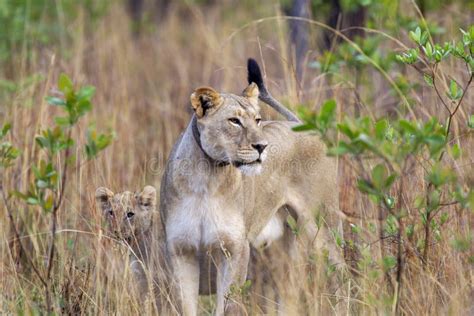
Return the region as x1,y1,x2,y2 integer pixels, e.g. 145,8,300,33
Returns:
234,159,262,167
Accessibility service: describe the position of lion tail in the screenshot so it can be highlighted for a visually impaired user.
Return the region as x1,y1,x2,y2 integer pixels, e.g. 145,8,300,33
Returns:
247,58,301,123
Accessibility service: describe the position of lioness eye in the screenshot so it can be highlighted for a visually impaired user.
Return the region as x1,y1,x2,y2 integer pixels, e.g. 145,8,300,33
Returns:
256,118,261,125
127,212,135,218
108,210,113,216
228,118,242,126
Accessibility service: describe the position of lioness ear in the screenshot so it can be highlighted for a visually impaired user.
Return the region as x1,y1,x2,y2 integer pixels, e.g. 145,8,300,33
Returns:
95,187,113,212
138,185,156,211
190,87,223,118
242,82,259,106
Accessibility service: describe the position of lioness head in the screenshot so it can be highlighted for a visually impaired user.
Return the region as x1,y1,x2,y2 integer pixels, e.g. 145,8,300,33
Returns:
190,82,268,175
95,186,157,242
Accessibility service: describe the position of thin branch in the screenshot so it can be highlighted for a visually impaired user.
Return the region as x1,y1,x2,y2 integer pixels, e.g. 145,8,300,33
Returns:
446,72,473,136
46,129,72,294
394,162,406,314
432,66,452,116
1,185,47,288
438,201,459,207
439,72,473,161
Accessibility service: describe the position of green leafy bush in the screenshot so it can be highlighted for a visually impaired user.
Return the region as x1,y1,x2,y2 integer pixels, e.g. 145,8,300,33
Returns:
0,0,109,62
296,25,473,312
1,74,113,312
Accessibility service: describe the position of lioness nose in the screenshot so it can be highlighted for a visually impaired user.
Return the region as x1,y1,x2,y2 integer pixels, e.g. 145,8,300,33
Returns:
252,142,268,154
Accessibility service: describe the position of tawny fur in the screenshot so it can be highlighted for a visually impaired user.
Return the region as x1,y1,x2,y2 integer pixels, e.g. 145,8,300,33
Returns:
95,186,170,310
160,83,343,315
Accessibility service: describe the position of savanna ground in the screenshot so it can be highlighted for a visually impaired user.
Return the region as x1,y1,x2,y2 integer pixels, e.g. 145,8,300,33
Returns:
0,0,473,315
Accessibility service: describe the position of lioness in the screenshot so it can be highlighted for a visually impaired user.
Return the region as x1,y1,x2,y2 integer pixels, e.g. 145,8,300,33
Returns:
160,59,341,315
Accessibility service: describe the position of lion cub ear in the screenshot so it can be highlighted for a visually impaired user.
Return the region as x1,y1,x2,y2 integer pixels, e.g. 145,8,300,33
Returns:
138,185,156,211
95,187,114,212
190,87,223,118
242,82,259,106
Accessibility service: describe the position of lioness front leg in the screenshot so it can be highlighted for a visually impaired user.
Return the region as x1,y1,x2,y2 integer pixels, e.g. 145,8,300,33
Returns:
215,240,250,316
168,244,200,316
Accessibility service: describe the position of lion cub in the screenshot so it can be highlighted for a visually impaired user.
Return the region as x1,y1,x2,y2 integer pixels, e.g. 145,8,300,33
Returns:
95,186,168,305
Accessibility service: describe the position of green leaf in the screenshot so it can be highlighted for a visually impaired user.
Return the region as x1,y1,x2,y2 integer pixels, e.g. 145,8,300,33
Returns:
384,174,397,189
95,133,114,150
351,223,361,234
423,73,434,87
36,180,48,189
10,190,28,200
427,190,440,211
77,86,96,100
372,164,387,190
43,195,54,212
420,31,429,46
415,27,421,41
385,215,398,235
382,255,397,271
77,99,92,115
440,212,449,225
35,136,49,149
468,115,474,129
384,196,395,209
423,42,433,58
450,143,461,159
409,27,421,44
448,79,462,100
26,197,39,205
1,123,11,138
337,122,357,139
357,179,378,196
399,120,417,134
54,116,70,126
58,74,73,93
292,123,315,132
85,143,96,159
460,28,471,46
375,119,388,140
450,79,457,97
395,54,405,63
319,99,336,124
46,96,66,107
427,164,452,187
327,143,350,156
425,135,446,156
354,133,374,148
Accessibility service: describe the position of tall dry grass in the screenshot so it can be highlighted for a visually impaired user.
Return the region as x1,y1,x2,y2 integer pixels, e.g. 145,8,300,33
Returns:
1,1,472,315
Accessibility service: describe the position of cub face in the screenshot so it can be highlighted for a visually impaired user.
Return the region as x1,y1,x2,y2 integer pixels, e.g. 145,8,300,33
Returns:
95,186,156,241
190,83,268,175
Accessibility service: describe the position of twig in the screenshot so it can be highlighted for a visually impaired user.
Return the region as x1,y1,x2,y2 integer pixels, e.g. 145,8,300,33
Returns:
432,65,452,116
1,187,47,287
422,184,432,269
445,73,473,139
394,163,406,315
45,129,72,311
1,184,49,294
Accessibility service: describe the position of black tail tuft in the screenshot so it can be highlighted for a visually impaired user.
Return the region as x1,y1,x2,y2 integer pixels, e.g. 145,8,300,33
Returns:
247,58,267,94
